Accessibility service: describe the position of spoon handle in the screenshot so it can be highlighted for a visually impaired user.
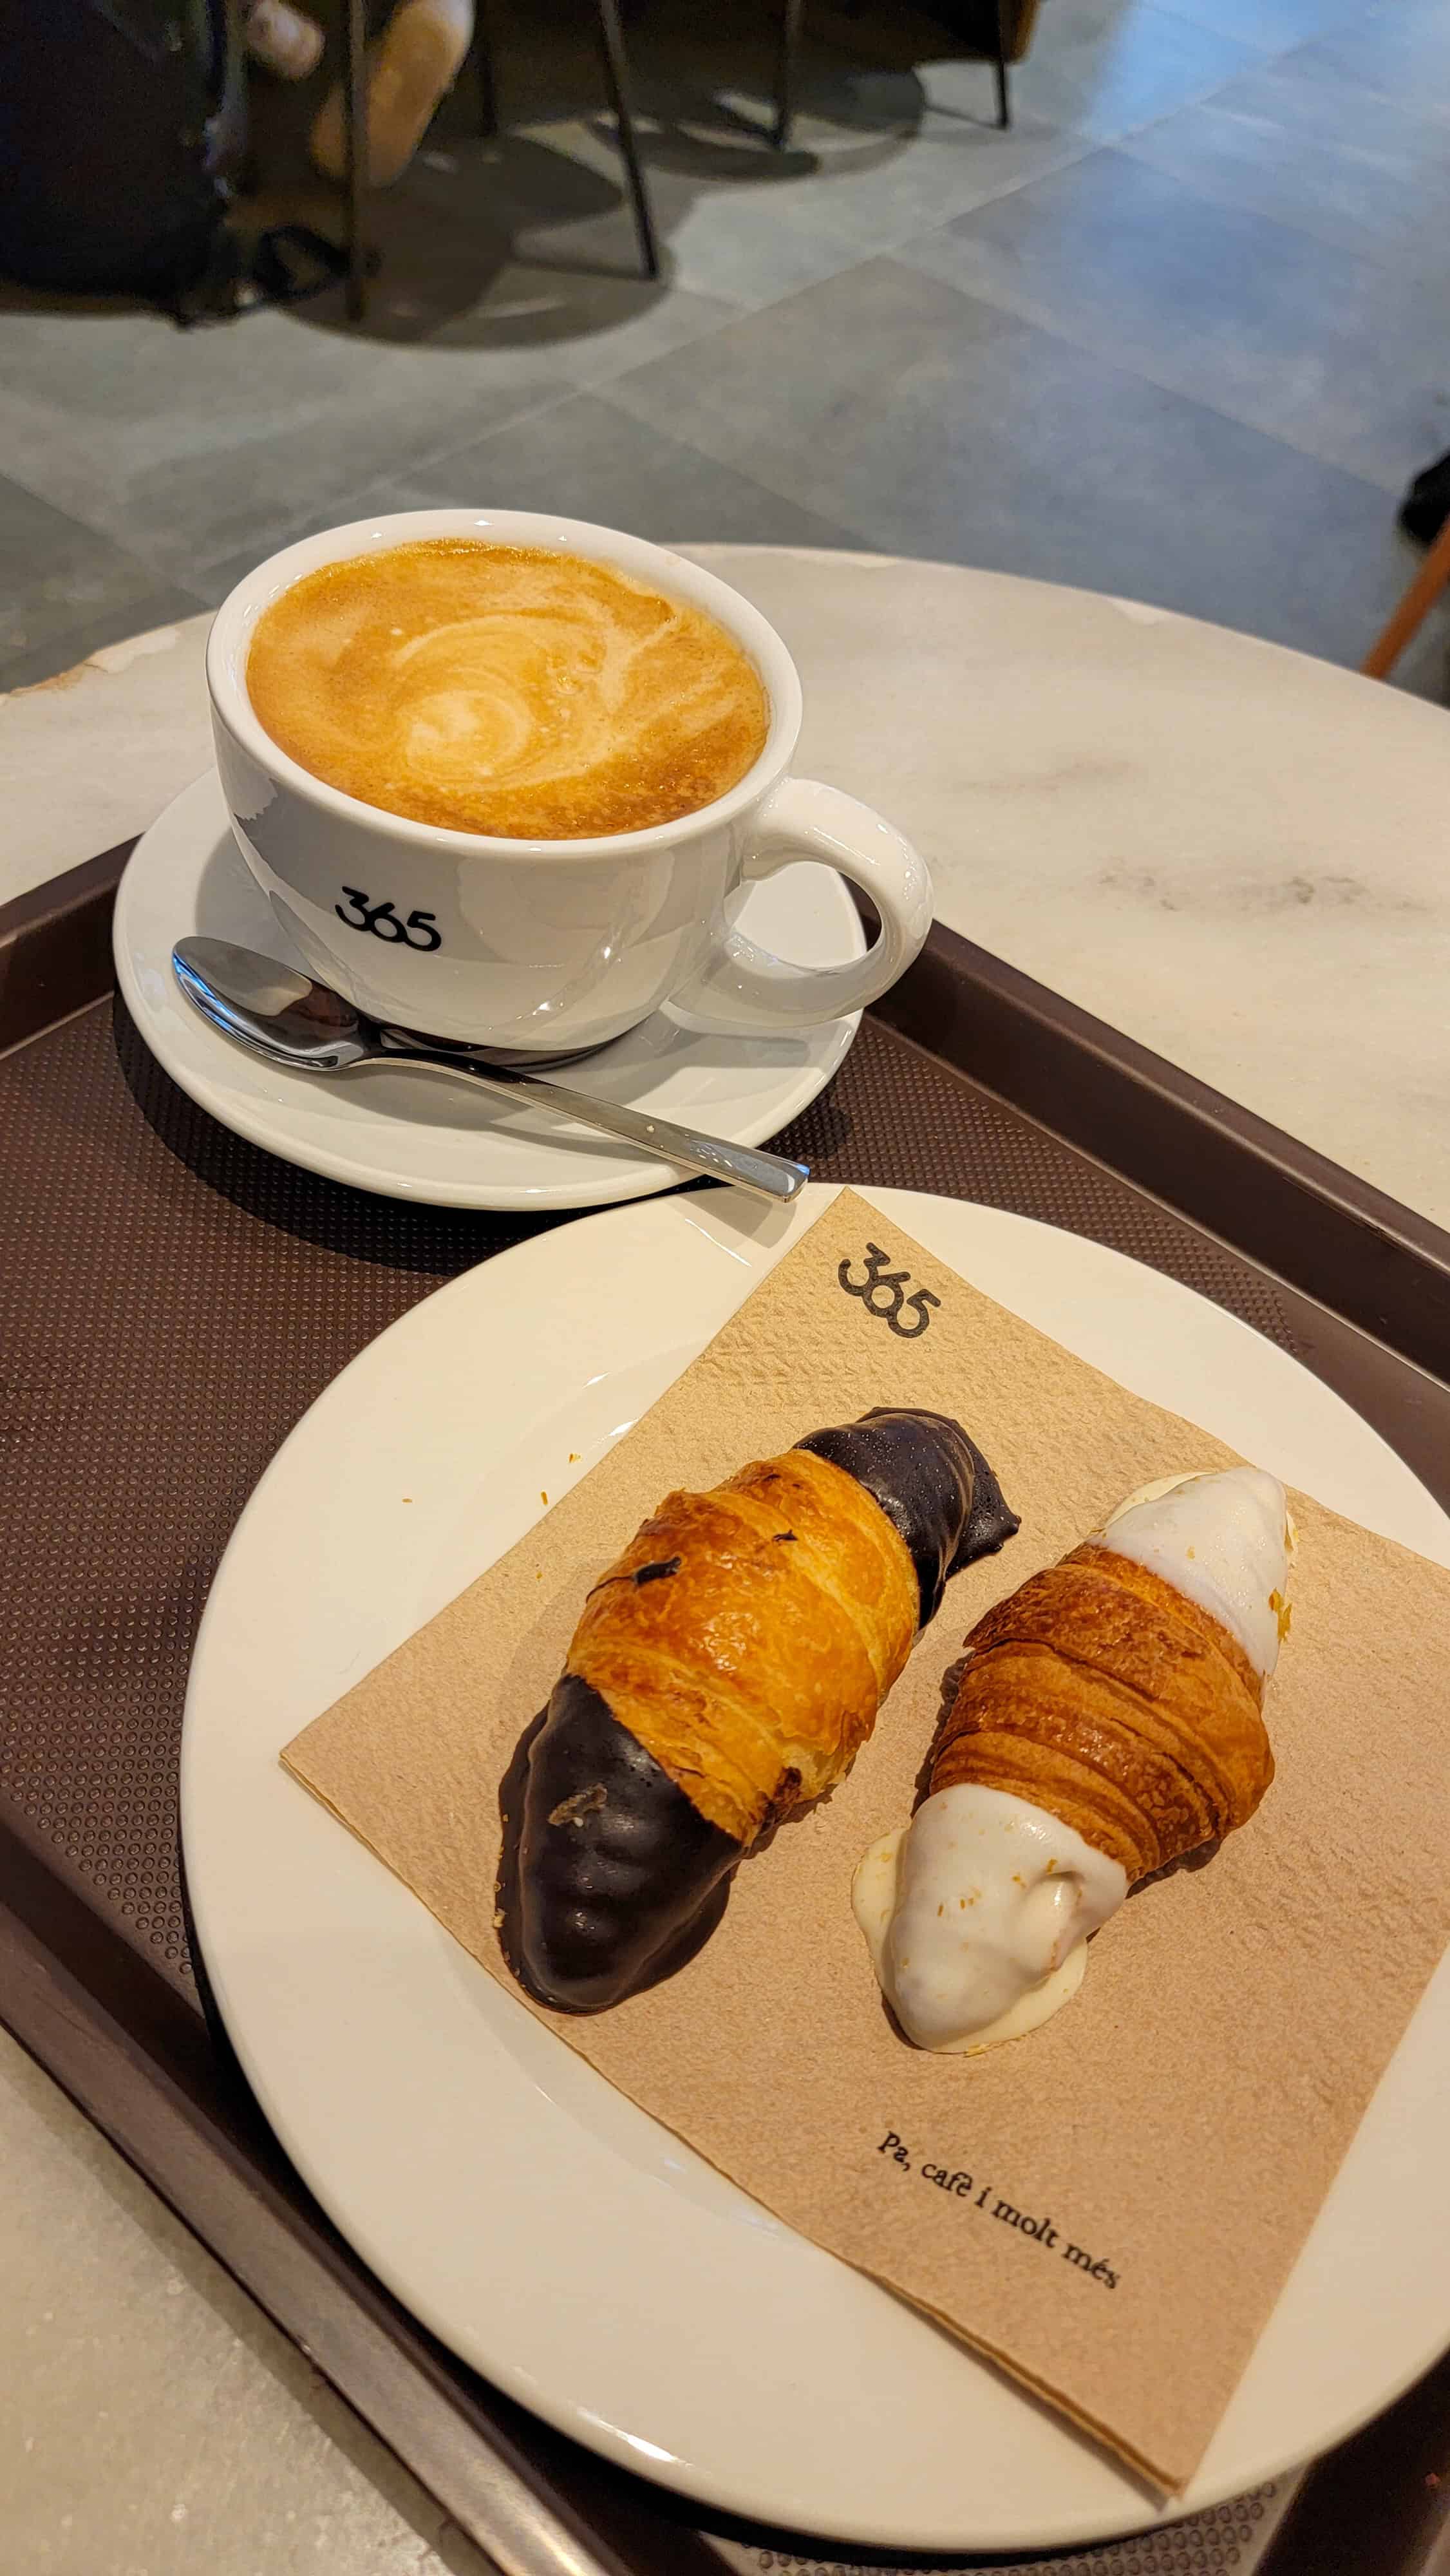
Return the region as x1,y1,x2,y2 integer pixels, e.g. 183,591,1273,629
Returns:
390,1052,811,1205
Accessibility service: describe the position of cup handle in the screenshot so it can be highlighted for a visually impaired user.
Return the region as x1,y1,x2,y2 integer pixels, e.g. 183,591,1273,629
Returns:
664,777,934,1036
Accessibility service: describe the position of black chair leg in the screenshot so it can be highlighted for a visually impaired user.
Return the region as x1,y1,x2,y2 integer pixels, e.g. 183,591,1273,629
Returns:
344,0,369,319
473,0,498,137
772,0,805,150
993,0,1011,128
594,0,661,279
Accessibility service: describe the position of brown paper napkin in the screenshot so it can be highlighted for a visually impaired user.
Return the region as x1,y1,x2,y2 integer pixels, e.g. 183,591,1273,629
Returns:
283,1190,1450,2492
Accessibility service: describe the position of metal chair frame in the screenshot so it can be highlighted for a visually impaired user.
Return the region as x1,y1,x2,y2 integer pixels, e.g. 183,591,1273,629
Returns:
340,0,663,317
339,0,1012,323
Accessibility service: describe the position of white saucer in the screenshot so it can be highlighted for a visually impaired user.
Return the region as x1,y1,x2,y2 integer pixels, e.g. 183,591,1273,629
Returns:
114,772,865,1211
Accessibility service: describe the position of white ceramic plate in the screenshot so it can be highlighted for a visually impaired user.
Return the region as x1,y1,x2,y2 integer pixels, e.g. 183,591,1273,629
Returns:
182,1185,1450,2553
115,771,863,1211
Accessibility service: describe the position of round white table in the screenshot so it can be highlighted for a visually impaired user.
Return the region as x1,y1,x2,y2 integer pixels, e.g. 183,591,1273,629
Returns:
3,548,1446,2576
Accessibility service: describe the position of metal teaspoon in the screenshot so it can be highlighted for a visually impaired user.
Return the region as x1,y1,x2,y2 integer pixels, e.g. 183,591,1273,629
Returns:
172,939,811,1206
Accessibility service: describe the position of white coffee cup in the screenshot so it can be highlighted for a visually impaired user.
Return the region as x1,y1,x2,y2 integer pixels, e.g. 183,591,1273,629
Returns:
207,509,932,1055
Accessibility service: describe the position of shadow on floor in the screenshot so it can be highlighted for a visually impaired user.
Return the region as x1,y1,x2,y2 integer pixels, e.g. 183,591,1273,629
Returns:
234,0,952,348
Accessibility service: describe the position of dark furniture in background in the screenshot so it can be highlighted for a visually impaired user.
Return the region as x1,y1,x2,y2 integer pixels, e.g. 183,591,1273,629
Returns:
339,0,672,313
337,0,1027,318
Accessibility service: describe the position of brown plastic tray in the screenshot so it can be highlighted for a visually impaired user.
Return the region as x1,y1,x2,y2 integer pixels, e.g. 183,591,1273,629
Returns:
4,844,1449,2576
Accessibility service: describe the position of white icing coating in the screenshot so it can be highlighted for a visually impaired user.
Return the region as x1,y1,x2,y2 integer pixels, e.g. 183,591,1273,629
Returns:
852,1788,1126,2053
853,1826,1089,2052
1094,1465,1292,1680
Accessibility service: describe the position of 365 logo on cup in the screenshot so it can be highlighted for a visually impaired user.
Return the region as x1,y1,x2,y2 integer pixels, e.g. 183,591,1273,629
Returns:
335,887,442,952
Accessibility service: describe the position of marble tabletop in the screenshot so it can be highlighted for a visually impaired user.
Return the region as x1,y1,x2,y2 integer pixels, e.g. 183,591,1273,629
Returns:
3,547,1446,2575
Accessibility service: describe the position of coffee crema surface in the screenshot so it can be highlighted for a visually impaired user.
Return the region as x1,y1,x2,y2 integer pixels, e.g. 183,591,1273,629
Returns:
245,540,771,839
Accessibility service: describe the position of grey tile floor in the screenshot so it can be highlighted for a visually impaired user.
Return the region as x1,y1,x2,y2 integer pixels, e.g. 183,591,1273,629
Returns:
3,0,1450,698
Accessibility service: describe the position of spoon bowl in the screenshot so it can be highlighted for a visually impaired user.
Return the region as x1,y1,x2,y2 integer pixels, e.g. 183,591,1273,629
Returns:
174,938,370,1072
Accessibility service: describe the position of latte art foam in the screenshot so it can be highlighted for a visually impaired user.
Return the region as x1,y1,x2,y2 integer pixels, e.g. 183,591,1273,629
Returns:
246,540,771,839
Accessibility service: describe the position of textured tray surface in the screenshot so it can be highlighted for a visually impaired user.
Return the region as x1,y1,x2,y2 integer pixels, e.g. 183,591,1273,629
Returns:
11,983,1429,2575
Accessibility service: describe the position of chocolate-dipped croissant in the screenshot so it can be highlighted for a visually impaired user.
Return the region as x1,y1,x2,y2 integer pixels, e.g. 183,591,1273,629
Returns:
500,1408,1018,2011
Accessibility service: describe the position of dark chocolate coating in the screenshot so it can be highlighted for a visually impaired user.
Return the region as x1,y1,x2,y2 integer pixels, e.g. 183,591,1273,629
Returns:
502,1409,1017,2011
795,1405,1019,1625
503,1672,739,2012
